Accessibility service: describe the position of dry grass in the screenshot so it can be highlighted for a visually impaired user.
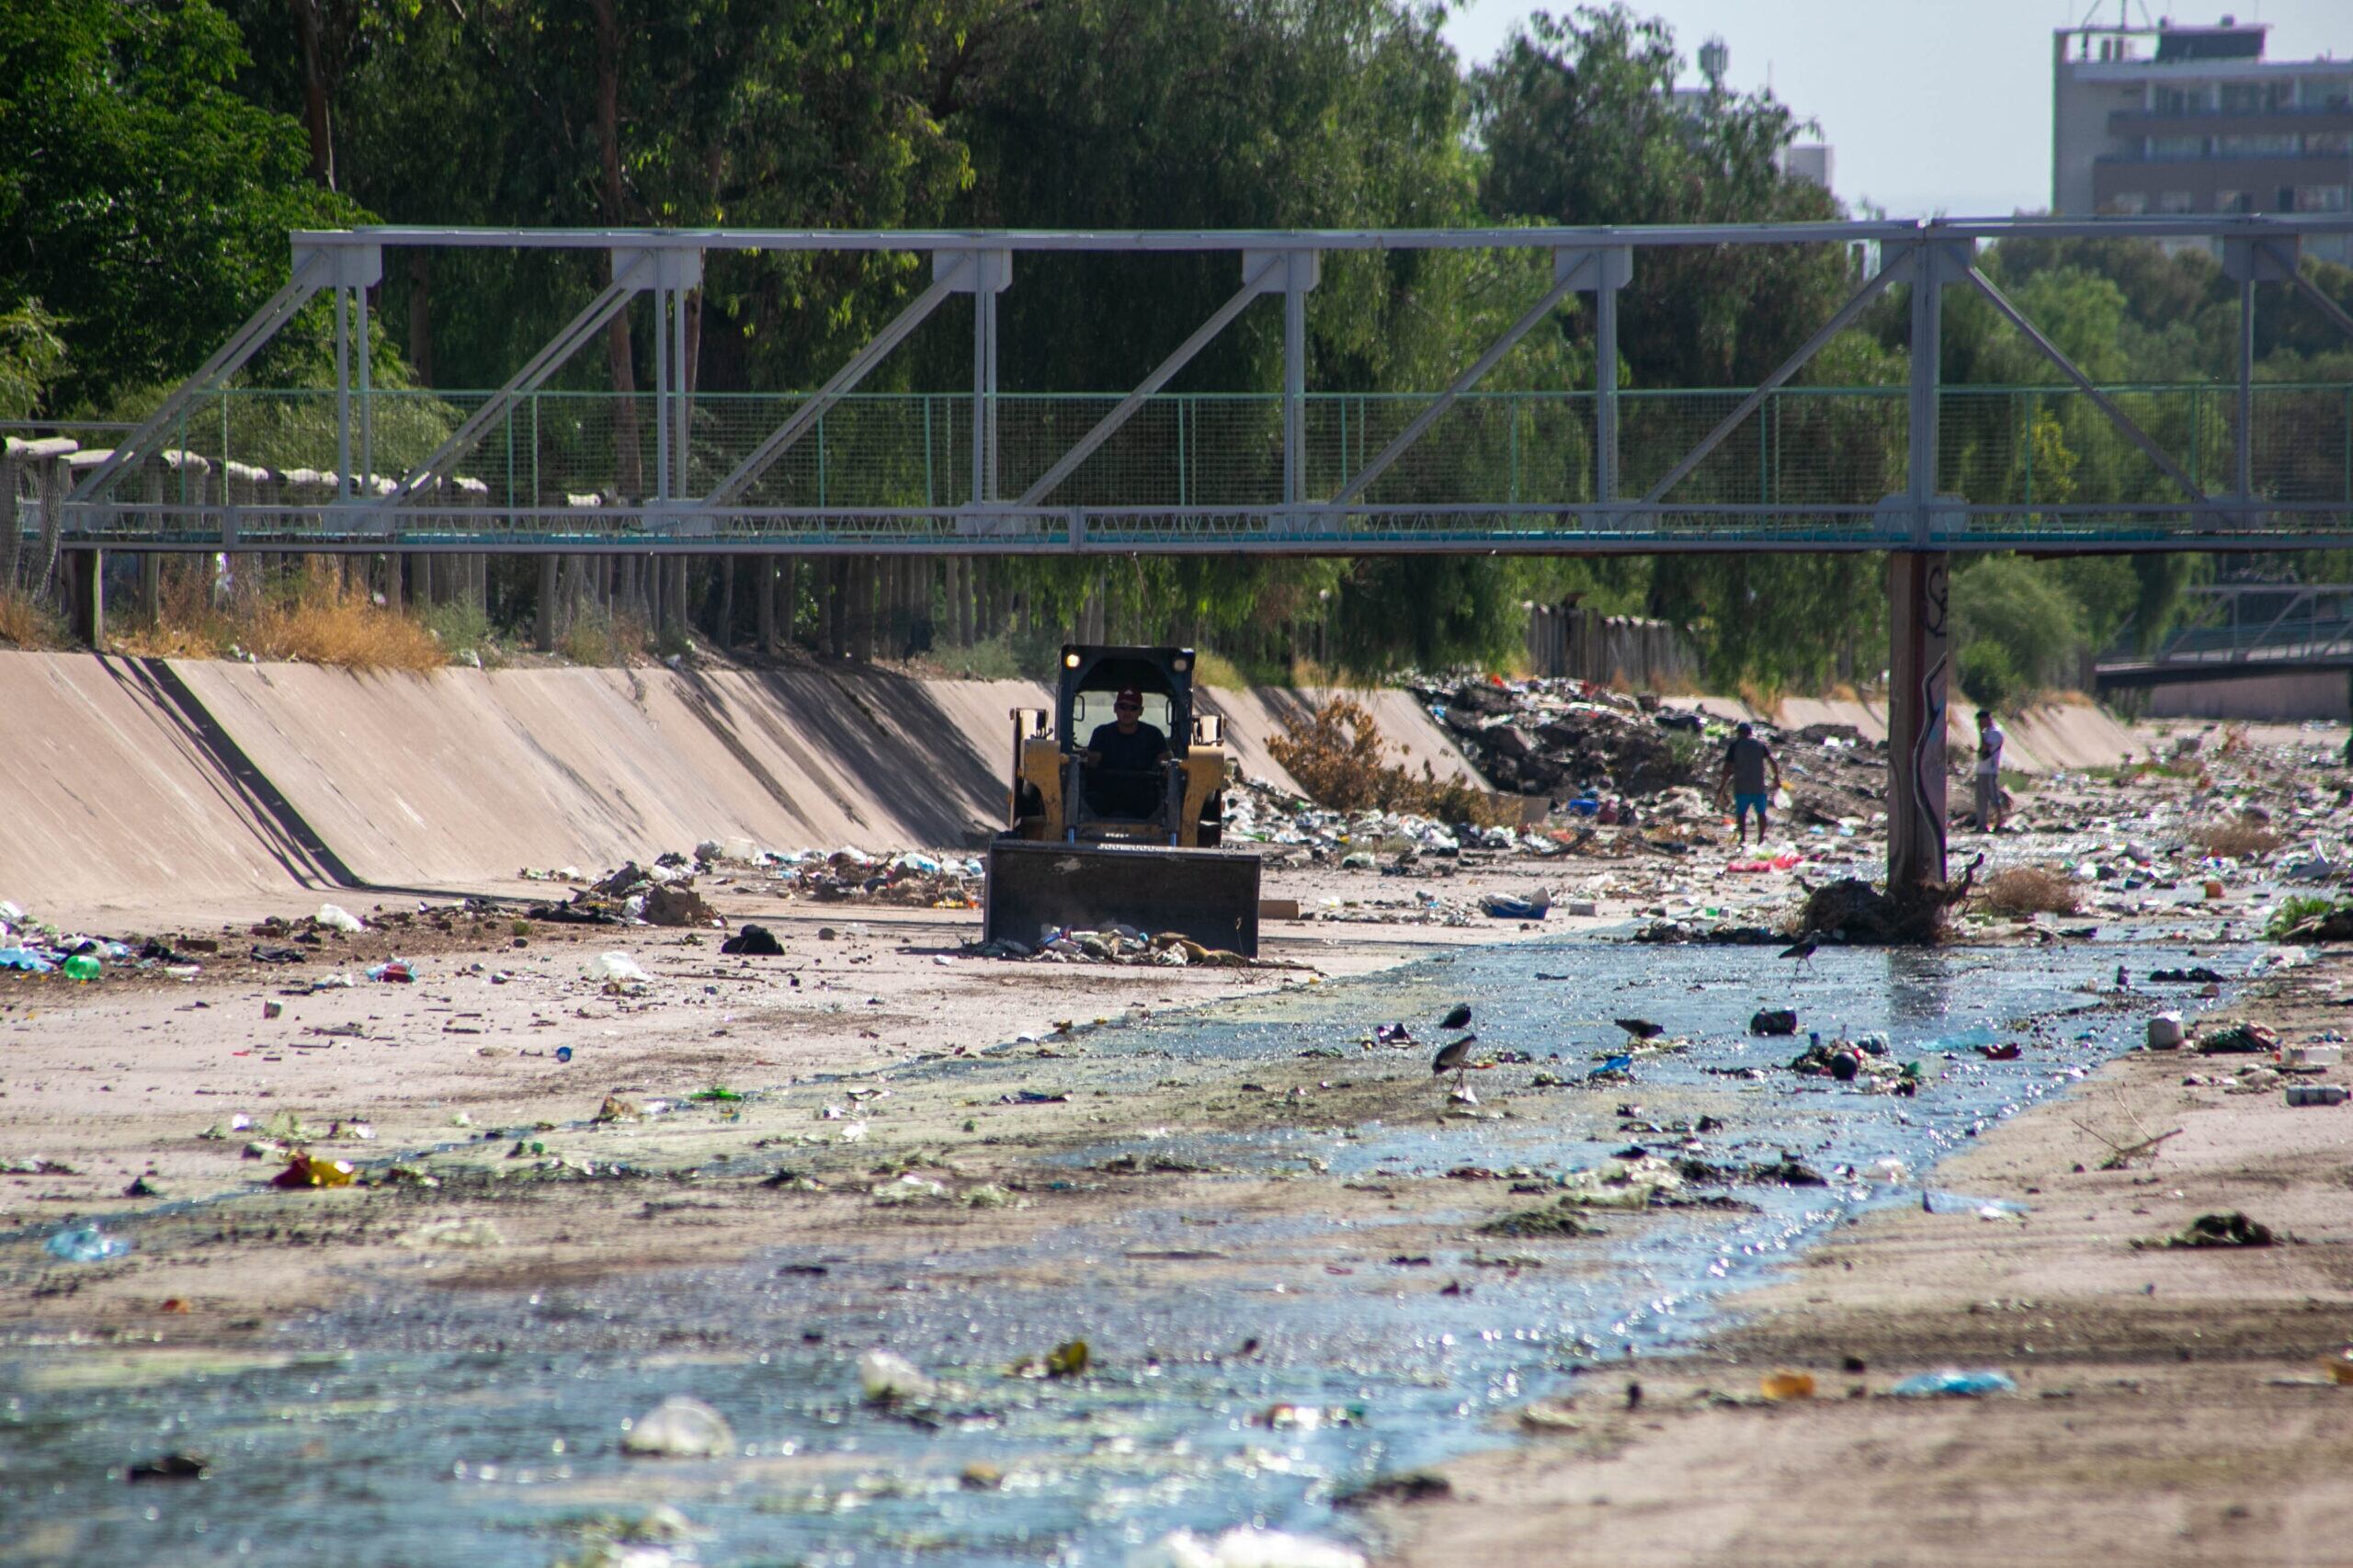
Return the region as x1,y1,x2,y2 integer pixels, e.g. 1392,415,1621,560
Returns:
112,558,446,674
556,607,648,666
1267,696,1519,827
2200,819,2280,859
0,589,67,650
1977,865,2082,917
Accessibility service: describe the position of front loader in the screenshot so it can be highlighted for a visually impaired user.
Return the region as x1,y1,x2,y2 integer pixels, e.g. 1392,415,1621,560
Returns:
983,644,1262,957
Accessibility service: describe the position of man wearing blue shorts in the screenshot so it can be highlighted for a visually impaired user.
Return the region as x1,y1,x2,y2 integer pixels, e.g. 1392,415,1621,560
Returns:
1716,722,1784,847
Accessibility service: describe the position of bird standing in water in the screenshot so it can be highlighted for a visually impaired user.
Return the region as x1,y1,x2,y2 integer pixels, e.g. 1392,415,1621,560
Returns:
1440,1002,1472,1031
1615,1017,1665,1042
1779,937,1819,974
1432,1033,1478,1094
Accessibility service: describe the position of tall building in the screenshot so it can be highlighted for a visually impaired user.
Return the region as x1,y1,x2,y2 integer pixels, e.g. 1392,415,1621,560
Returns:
2052,16,2353,261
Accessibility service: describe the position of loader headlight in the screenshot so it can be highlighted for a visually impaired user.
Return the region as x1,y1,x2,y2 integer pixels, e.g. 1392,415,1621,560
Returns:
1063,652,1081,668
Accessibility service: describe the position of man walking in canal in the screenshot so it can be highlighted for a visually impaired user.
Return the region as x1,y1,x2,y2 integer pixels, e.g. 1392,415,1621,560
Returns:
1974,708,2007,833
1716,722,1783,848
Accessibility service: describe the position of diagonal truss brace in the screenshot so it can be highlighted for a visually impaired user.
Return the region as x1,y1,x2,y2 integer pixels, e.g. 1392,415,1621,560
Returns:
1961,266,2204,504
70,249,336,504
1641,250,1909,508
371,250,657,513
1329,249,1617,509
709,253,980,506
1018,255,1283,507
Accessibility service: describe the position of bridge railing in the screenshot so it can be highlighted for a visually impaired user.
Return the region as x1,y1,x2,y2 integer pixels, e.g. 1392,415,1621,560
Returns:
39,381,2353,534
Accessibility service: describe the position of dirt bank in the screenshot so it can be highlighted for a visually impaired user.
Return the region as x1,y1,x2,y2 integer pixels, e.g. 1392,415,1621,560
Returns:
1372,954,2353,1567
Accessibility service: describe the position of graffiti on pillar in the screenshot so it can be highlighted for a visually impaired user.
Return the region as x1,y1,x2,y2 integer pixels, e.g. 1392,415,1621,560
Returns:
1908,556,1950,874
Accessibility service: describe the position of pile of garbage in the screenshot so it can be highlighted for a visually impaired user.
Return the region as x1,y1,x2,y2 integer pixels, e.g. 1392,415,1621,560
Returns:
767,848,982,908
1218,776,1556,860
967,923,1252,967
0,897,237,983
528,854,721,927
1407,674,1889,833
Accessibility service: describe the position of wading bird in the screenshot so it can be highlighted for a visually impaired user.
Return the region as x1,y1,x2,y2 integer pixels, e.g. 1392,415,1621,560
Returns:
1432,1033,1479,1093
1614,1017,1665,1042
1779,937,1818,973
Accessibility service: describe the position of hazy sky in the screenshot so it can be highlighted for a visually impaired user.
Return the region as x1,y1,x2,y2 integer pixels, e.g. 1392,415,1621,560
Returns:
1439,1,2353,218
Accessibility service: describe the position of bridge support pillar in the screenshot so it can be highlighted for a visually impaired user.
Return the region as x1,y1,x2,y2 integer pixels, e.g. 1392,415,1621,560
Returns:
1887,551,1950,893
63,548,104,647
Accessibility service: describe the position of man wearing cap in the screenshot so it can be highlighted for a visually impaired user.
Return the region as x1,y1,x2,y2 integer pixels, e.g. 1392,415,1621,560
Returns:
1079,687,1172,818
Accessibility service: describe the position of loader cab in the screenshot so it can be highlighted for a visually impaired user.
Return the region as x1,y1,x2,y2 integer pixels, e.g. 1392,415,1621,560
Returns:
1005,644,1227,848
1057,646,1193,764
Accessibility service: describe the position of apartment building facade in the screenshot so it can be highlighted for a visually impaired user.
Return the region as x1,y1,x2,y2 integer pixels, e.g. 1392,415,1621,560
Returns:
2053,17,2352,260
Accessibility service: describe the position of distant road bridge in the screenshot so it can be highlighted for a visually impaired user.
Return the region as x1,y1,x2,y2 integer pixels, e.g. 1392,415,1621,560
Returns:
2097,584,2353,688
11,214,2353,894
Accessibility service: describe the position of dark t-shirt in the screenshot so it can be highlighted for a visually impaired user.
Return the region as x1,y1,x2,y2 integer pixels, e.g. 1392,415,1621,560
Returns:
1087,721,1168,776
1723,734,1771,795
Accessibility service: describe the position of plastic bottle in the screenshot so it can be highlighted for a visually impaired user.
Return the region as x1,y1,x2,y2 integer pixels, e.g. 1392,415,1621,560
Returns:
45,1226,131,1263
61,954,101,982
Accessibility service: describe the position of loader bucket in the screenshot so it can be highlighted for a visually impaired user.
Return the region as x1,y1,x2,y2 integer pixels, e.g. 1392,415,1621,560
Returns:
984,837,1262,957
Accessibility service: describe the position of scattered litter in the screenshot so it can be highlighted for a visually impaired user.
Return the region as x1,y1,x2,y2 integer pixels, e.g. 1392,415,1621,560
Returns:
315,903,365,933
719,924,785,956
1889,1369,2018,1398
1130,1527,1366,1568
592,952,649,983
858,1348,938,1403
124,1452,208,1483
45,1226,131,1263
620,1395,734,1459
367,959,415,983
2168,1211,2276,1248
1759,1370,1817,1401
270,1153,357,1189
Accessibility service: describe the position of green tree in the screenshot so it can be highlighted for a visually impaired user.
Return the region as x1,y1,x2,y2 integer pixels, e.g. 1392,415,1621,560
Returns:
0,0,360,410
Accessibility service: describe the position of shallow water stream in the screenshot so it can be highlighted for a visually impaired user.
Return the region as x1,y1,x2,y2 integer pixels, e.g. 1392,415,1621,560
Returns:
3,936,2239,1566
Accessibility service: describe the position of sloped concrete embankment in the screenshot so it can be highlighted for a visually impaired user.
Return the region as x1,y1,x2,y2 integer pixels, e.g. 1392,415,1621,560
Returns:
0,653,1477,925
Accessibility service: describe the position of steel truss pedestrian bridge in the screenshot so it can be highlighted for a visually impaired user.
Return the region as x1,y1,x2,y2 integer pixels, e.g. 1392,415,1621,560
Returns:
32,215,2353,558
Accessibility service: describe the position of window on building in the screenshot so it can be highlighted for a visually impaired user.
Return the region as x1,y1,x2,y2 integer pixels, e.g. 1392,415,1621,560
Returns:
2302,76,2353,109
2154,85,2205,115
2221,82,2263,113
2216,189,2254,212
2296,186,2350,213
2155,189,2196,214
2104,191,2150,216
2307,134,2351,156
2217,133,2301,156
2149,134,2205,158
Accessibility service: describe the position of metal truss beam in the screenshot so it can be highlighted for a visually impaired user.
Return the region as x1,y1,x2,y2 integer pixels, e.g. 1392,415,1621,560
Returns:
709,254,972,506
69,250,336,503
1961,266,2204,505
375,251,657,512
1642,252,1908,508
290,215,2353,255
1329,250,1618,509
1018,255,1281,507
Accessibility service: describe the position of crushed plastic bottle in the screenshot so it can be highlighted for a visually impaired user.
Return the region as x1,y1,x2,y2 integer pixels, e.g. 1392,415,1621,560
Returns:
1889,1369,2017,1397
45,1226,131,1263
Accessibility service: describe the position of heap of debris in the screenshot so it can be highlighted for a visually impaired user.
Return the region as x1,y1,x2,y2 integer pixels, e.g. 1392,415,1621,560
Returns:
1408,675,1888,828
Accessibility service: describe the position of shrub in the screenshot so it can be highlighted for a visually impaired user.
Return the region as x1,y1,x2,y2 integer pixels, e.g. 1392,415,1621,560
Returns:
0,589,66,649
2268,895,2340,941
1976,866,2080,917
2200,820,2279,858
1267,696,1518,828
1955,640,2018,711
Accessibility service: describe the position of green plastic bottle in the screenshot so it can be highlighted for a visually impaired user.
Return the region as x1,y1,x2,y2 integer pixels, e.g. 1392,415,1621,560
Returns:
61,954,101,982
